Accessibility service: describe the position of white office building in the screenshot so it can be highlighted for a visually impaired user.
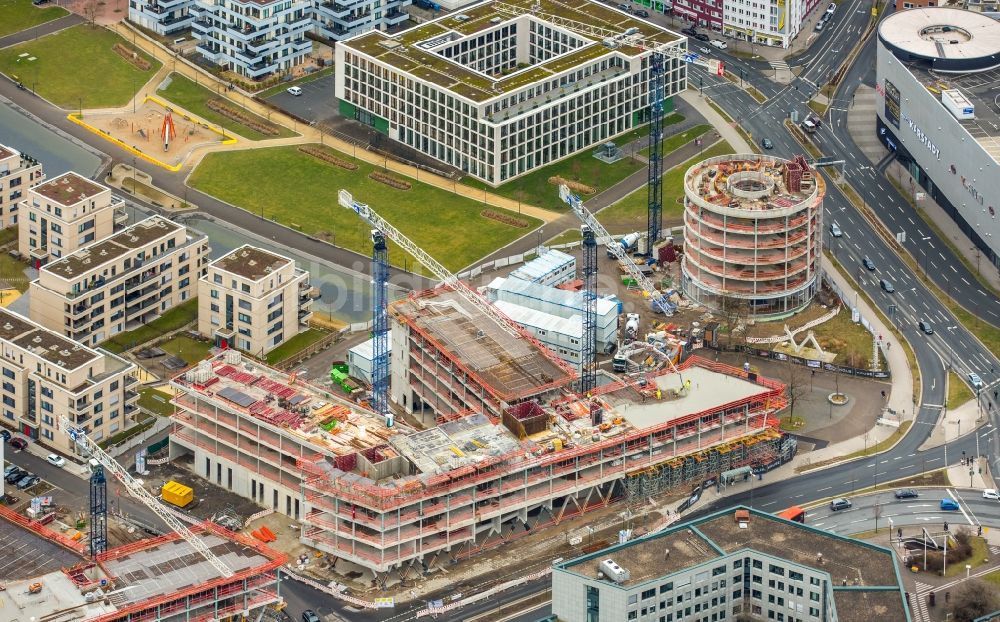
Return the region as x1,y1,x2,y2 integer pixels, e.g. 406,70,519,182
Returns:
336,0,687,185
551,506,910,622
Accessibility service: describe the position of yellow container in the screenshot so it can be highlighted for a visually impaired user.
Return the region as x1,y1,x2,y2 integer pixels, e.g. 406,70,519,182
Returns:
161,480,193,508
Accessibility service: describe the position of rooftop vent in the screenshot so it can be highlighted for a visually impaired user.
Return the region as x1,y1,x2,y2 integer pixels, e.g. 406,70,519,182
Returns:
599,559,630,583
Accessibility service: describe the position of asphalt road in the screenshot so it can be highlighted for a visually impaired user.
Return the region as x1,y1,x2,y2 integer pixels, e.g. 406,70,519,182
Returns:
264,73,338,124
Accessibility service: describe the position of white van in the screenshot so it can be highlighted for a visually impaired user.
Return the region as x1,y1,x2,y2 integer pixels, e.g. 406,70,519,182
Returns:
710,39,727,50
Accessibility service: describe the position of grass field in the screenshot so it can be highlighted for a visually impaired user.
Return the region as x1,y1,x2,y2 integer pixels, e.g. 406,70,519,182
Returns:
102,299,198,353
0,24,161,108
639,124,712,157
947,370,975,409
189,145,542,272
265,328,328,364
138,387,174,417
0,0,67,38
159,334,212,364
462,113,685,212
158,73,297,141
597,140,733,234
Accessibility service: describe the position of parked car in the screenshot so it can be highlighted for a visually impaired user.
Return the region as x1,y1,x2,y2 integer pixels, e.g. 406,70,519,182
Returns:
830,498,852,511
698,46,711,55
46,454,66,468
880,279,895,293
302,611,321,622
286,86,302,96
918,320,934,335
862,257,875,271
894,489,918,499
710,39,728,49
940,498,960,511
633,8,650,17
983,489,1000,500
826,2,836,15
968,372,984,390
617,2,630,9
15,473,37,490
681,26,698,36
694,32,710,42
761,137,773,150
9,437,26,450
3,464,20,477
829,223,842,238
4,468,25,484
814,20,825,32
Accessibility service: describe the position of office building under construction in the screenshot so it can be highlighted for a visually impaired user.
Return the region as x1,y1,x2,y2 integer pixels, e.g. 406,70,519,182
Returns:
167,287,789,582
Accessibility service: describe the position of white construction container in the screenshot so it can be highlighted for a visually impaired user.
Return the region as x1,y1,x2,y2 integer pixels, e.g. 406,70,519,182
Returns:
941,89,974,120
600,558,631,583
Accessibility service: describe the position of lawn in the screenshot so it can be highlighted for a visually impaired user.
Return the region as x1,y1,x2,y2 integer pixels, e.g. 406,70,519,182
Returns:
102,299,198,353
189,145,542,272
158,73,298,141
258,65,334,98
0,0,68,38
0,24,161,108
598,140,733,235
640,124,712,157
947,370,975,409
265,328,329,365
985,568,1000,588
0,253,29,293
159,334,212,365
808,307,885,367
138,387,174,417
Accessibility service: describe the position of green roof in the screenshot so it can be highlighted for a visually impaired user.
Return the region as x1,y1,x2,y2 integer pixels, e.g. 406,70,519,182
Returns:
340,0,680,103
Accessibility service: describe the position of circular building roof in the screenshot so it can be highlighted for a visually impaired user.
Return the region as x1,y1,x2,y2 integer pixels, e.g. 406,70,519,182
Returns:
878,8,1000,72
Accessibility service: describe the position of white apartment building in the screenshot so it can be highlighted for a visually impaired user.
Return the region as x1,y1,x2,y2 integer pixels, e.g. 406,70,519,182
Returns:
336,0,687,185
190,0,313,80
18,172,127,268
551,507,910,622
129,0,195,34
312,0,410,42
0,308,138,451
198,245,313,356
0,143,44,230
721,0,818,49
29,216,210,347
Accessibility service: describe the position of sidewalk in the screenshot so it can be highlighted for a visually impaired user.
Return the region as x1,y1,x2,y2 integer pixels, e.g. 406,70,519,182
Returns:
786,254,914,471
919,394,988,453
679,90,751,153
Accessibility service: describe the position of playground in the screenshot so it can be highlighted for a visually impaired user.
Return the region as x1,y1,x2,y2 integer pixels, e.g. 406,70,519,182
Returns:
70,95,232,171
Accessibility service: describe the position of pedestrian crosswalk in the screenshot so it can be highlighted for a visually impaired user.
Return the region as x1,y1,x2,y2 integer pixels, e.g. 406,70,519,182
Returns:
769,60,790,72
912,581,934,622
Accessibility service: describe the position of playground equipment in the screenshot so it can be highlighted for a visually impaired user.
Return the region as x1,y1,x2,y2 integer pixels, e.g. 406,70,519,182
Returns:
161,111,177,152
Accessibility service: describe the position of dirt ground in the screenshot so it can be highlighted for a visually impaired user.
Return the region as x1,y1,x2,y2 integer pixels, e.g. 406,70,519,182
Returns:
139,457,265,523
61,0,127,26
83,99,224,167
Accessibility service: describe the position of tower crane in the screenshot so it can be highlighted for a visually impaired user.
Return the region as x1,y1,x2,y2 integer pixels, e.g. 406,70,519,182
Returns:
338,189,578,380
60,417,235,578
370,229,390,418
492,2,722,246
559,184,676,315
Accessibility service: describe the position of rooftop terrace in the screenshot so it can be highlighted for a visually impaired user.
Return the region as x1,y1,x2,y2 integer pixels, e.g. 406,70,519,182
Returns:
32,172,105,206
0,144,15,161
211,245,292,281
685,154,823,215
43,216,184,280
342,0,680,102
0,307,104,371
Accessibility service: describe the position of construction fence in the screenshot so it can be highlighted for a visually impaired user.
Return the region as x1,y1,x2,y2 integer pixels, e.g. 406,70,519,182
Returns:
705,344,891,380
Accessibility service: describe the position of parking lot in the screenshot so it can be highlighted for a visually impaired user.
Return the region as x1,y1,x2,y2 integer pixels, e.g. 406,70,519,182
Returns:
263,73,337,125
0,517,82,581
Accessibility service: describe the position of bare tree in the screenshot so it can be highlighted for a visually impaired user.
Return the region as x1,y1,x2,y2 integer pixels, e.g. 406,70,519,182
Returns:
781,361,811,425
949,579,1000,622
719,294,750,349
84,0,99,24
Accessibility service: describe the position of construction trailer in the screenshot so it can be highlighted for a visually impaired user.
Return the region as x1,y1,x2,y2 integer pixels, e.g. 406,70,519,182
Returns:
168,339,788,584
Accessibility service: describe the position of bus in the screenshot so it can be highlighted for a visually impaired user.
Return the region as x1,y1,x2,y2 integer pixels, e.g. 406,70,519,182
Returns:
776,505,806,523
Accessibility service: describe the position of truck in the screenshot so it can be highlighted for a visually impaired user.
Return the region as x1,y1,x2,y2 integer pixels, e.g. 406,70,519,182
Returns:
607,232,641,259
